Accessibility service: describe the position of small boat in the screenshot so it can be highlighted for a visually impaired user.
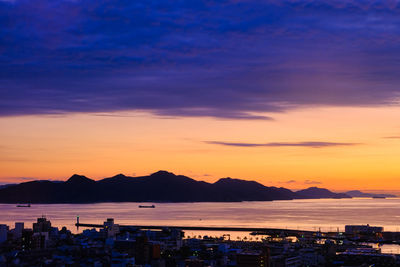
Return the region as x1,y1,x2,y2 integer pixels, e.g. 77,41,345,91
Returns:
372,196,386,199
16,204,31,207
139,205,155,208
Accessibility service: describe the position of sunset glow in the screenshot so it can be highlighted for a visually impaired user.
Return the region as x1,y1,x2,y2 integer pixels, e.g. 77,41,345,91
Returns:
1,106,399,191
1,0,400,193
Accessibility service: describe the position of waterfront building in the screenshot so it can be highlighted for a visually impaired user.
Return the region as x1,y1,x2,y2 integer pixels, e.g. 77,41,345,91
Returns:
13,222,24,239
33,216,52,233
345,224,384,235
103,218,120,238
0,225,8,244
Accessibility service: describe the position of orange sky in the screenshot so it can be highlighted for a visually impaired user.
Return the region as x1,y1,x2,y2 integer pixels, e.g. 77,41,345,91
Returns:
1,106,400,191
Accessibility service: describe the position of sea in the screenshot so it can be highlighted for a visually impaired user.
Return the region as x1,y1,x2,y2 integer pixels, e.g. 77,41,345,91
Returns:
1,198,400,253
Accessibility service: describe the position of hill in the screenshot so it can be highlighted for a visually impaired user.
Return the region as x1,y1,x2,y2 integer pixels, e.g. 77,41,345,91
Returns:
0,171,349,203
296,187,351,199
345,190,396,198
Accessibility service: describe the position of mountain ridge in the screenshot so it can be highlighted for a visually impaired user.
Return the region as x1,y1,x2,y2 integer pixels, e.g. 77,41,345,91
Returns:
345,190,396,198
0,171,351,203
296,187,350,199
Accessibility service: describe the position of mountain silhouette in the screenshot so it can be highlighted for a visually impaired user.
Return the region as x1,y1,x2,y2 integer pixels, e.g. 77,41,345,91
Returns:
213,178,296,201
345,190,396,198
0,171,350,203
296,187,350,199
66,174,96,185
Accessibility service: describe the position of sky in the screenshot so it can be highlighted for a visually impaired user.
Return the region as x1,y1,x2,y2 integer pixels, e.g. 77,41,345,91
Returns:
1,0,400,191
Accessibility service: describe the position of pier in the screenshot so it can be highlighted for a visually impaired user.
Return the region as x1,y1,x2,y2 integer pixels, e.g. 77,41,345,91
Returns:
75,220,325,238
76,219,400,242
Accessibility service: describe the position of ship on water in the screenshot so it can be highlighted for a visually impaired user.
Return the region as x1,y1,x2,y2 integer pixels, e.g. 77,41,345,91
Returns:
16,204,31,207
138,204,155,208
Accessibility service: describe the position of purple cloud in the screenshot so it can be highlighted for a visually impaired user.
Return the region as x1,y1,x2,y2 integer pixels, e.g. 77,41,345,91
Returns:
304,180,322,185
1,0,400,118
383,136,400,139
205,141,360,148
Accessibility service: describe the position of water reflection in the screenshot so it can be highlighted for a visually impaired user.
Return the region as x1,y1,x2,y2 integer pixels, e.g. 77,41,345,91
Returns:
1,198,400,235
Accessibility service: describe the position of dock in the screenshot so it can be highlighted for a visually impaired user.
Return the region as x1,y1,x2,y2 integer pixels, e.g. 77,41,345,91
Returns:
75,221,322,237
76,219,400,242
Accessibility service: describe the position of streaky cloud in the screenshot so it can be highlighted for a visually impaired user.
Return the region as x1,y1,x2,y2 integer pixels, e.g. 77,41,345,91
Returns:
304,180,322,185
383,136,400,139
1,0,400,118
205,141,361,148
153,109,274,120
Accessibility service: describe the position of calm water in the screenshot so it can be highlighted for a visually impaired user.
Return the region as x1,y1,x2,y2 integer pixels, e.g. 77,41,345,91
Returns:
3,198,400,253
1,198,400,233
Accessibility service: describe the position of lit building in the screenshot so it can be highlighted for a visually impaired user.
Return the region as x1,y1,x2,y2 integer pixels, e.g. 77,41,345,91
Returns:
103,218,120,238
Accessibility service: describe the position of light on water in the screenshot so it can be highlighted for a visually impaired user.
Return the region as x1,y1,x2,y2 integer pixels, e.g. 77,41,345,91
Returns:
1,198,400,235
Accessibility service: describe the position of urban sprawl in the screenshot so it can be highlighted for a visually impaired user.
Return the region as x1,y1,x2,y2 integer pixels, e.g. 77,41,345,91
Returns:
1,217,400,266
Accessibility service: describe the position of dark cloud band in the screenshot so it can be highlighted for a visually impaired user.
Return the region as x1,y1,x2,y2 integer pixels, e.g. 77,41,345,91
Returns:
205,141,360,148
1,0,400,118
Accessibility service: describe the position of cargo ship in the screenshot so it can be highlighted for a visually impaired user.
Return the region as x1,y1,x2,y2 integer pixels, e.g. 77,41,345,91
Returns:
16,204,31,207
138,205,155,208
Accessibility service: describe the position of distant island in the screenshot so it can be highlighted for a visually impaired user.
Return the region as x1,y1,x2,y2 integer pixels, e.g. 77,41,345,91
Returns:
344,190,396,198
0,171,393,203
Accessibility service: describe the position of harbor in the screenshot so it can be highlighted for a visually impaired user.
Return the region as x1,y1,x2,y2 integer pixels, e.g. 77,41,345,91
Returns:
2,216,400,266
